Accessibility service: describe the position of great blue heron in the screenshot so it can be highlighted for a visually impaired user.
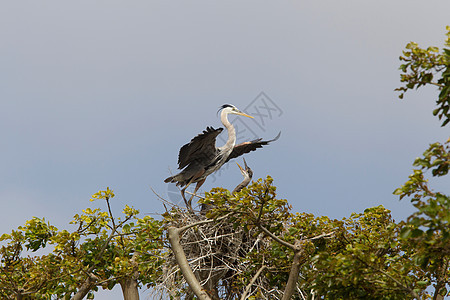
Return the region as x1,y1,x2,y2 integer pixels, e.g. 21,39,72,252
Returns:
200,158,254,213
164,104,280,209
232,158,253,194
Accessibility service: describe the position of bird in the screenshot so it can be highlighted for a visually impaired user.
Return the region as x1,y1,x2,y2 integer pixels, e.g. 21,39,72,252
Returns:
164,104,280,210
232,158,253,194
201,158,254,213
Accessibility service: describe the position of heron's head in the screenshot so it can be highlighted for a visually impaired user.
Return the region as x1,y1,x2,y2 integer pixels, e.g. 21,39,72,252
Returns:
236,158,253,179
218,104,254,119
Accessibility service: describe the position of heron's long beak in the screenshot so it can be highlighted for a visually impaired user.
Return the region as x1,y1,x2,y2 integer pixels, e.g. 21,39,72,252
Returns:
242,157,248,169
236,111,254,119
236,162,244,172
236,158,249,173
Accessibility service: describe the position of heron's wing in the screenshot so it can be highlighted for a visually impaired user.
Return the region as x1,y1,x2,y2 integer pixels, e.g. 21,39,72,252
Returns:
178,126,224,169
226,132,281,163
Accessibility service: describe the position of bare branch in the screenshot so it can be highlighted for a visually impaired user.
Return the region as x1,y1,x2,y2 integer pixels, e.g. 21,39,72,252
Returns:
105,197,116,230
240,265,266,300
256,200,265,224
258,225,295,251
77,217,98,234
307,231,334,241
178,213,232,233
185,190,203,199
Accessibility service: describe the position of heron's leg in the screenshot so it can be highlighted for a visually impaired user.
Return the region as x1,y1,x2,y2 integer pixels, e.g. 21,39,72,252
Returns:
180,183,192,210
188,178,206,208
181,170,205,212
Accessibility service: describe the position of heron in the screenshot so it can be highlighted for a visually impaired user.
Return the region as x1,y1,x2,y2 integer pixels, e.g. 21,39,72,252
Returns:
232,158,253,194
164,104,280,209
201,158,254,213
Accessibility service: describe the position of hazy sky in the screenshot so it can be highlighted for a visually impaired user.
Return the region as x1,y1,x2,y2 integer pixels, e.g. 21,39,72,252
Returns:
1,1,449,299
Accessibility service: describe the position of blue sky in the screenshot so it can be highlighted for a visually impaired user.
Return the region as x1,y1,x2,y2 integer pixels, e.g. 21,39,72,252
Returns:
1,1,449,299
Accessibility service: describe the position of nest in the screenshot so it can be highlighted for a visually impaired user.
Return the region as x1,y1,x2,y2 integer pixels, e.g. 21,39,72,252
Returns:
155,206,283,300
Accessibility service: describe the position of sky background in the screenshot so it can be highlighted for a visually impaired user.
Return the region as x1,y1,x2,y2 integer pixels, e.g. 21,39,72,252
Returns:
1,1,450,299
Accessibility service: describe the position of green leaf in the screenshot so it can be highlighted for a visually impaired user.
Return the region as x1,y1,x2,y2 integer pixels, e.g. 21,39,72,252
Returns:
416,280,428,287
410,229,423,238
0,233,11,241
393,188,403,195
400,227,412,239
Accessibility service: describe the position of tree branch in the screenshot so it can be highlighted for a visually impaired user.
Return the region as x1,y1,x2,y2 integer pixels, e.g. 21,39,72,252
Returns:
177,213,231,233
105,197,116,233
258,225,295,251
71,272,99,300
308,231,334,240
167,226,211,300
257,223,333,299
240,265,266,300
432,258,448,300
282,241,304,300
119,252,140,300
70,215,132,300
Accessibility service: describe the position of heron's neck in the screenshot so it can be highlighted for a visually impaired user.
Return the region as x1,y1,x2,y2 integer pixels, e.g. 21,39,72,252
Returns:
221,112,236,150
232,176,251,194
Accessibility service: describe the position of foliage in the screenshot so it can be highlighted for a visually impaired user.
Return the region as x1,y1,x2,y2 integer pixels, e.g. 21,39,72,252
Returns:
2,174,448,299
0,188,164,299
198,179,436,299
394,139,450,299
391,28,450,297
304,207,425,299
396,26,450,126
0,218,62,299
